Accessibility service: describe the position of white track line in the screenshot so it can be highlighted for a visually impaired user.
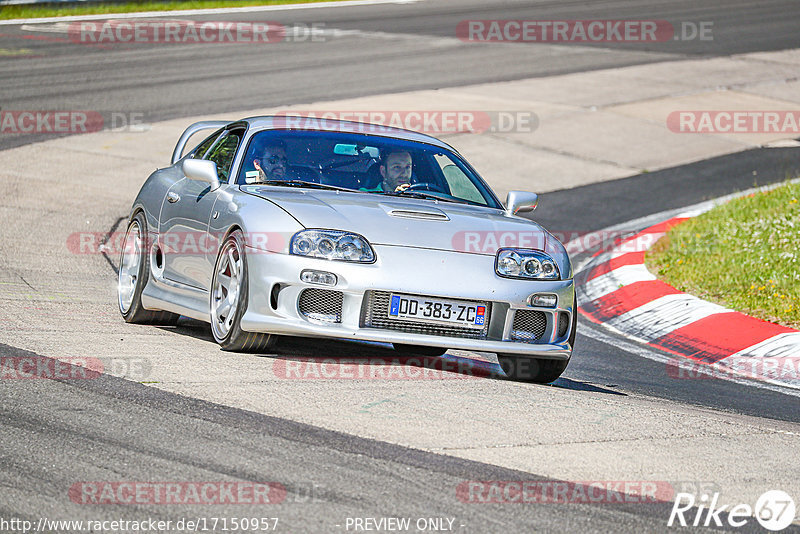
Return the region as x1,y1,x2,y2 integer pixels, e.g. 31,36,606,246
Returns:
573,177,800,395
579,320,800,397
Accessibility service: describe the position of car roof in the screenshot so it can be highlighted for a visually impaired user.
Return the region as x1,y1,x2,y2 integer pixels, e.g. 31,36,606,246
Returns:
239,115,458,153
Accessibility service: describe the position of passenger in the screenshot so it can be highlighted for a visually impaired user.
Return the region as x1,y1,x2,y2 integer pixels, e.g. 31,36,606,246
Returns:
253,140,288,181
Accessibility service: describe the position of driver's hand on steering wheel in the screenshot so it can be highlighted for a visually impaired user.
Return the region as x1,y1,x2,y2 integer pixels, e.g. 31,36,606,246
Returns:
394,183,411,193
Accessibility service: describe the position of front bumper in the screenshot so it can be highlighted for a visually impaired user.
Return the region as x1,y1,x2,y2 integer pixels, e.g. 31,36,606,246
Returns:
240,245,575,360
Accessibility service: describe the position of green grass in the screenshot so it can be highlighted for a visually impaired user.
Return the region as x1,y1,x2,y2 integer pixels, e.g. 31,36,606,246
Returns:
0,0,333,20
645,179,800,329
0,47,33,55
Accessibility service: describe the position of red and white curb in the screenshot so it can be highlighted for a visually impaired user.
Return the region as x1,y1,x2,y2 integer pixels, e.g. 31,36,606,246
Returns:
574,192,800,390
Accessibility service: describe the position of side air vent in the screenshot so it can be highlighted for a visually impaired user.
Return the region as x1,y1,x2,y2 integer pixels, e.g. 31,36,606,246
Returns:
298,289,343,324
510,310,547,342
558,312,570,339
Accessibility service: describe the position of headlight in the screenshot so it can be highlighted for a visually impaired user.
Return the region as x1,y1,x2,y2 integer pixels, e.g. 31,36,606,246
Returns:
496,249,560,280
290,230,375,263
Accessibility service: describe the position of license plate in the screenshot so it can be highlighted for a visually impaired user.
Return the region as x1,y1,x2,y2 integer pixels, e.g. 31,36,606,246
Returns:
388,294,486,329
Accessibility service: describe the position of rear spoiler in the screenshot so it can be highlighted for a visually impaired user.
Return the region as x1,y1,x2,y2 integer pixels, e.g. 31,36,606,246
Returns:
171,120,231,165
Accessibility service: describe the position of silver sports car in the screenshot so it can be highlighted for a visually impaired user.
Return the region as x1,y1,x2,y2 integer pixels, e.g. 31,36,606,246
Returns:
118,117,576,383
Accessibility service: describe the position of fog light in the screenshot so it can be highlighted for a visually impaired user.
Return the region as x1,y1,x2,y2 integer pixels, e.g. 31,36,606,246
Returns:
300,269,337,286
529,293,557,308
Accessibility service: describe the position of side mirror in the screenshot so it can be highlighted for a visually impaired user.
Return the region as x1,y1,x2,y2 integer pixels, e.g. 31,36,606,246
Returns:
182,159,220,190
505,191,538,215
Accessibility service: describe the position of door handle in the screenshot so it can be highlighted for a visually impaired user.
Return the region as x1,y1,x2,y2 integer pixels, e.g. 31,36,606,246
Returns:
167,192,180,203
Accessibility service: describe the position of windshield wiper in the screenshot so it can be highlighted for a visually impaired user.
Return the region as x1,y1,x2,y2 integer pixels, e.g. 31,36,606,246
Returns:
252,179,353,192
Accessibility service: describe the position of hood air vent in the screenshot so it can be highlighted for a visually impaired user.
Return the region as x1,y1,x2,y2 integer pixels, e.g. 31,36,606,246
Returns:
388,209,449,221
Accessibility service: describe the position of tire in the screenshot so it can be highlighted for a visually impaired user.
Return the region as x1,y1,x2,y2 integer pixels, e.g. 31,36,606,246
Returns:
210,230,277,352
392,343,448,357
497,355,568,383
497,288,577,383
118,212,180,325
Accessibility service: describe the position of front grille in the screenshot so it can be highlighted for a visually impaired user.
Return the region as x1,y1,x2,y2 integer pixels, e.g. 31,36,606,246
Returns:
361,291,490,339
558,312,570,338
298,288,343,323
511,310,547,342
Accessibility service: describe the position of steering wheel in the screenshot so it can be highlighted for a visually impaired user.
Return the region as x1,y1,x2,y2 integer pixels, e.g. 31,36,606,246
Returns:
404,182,445,193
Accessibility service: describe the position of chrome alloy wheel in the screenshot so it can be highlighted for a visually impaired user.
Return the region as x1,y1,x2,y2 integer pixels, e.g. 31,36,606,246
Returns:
118,220,143,314
211,238,243,340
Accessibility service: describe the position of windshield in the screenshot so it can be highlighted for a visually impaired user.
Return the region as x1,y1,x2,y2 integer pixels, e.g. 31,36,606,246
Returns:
237,130,502,209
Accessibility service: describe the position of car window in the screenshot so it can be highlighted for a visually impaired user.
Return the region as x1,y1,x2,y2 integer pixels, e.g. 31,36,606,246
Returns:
434,154,487,205
188,130,222,159
205,131,242,182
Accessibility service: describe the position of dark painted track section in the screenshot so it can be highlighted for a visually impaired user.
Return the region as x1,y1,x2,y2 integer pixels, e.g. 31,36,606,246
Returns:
2,343,728,533
532,146,800,233
565,324,800,424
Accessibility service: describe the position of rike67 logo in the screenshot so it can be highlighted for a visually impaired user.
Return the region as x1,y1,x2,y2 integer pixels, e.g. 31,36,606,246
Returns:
669,490,796,531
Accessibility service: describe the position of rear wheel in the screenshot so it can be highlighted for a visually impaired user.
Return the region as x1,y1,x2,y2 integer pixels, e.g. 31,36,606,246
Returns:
118,212,180,325
210,230,276,352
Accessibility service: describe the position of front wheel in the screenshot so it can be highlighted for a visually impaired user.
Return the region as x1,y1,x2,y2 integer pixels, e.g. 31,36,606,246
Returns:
210,230,276,352
496,355,568,383
498,294,577,383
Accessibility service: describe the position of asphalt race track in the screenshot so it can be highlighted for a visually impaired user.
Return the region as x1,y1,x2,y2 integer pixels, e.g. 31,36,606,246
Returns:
1,1,800,533
1,0,798,151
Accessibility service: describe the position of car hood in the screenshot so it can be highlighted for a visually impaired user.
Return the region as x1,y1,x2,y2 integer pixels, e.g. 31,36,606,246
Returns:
242,186,557,256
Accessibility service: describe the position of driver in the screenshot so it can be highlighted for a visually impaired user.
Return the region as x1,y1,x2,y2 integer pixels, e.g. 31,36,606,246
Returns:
361,148,413,192
253,140,288,181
